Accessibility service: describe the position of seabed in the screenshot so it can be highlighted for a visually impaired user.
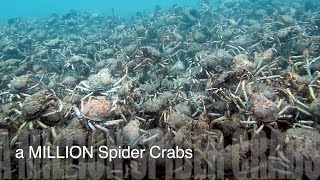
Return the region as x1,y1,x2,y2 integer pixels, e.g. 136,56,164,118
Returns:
0,0,320,179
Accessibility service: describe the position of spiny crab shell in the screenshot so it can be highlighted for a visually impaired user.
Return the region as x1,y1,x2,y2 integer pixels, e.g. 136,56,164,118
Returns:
82,96,112,121
251,93,279,123
22,90,59,120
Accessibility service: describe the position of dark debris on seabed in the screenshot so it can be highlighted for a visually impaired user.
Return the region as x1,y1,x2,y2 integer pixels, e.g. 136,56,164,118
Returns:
0,0,320,179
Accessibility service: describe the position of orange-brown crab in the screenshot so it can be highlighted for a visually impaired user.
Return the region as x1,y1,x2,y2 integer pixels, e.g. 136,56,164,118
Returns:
81,96,112,121
68,80,130,132
69,94,118,133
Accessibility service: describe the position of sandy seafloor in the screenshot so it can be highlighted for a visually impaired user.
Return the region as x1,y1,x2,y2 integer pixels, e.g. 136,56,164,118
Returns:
1,0,320,179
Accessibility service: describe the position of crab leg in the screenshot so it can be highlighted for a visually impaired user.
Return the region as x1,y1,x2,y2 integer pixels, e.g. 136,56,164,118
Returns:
80,81,91,89
13,108,22,115
75,86,91,92
102,86,122,94
64,106,73,118
81,92,94,103
278,105,311,117
142,133,159,143
241,121,257,124
234,80,242,94
41,111,57,117
10,135,19,148
268,156,289,169
119,113,128,123
254,124,265,135
72,106,83,119
57,99,63,112
29,121,34,130
276,147,290,164
294,98,309,110
278,106,292,116
10,122,28,147
20,122,28,129
87,121,96,131
309,71,320,85
131,134,145,147
293,123,315,130
296,107,312,116
51,127,57,138
308,85,316,100
207,112,223,118
113,75,127,87
277,98,284,109
134,116,146,122
103,119,124,126
36,120,48,129
0,91,10,96
297,120,314,125
94,124,109,134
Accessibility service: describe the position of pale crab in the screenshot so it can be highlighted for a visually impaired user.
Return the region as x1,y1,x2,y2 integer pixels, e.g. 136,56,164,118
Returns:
10,90,63,147
62,55,92,75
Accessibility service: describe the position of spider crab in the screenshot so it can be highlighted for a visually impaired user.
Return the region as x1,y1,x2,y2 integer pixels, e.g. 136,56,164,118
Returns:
81,95,112,121
10,90,63,147
250,93,312,133
251,93,279,134
69,93,115,132
68,80,124,133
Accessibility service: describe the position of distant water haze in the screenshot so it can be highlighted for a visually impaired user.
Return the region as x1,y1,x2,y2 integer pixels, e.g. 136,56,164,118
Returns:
0,0,197,22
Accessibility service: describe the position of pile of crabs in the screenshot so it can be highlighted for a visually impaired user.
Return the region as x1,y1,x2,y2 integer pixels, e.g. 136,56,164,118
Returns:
0,0,320,179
